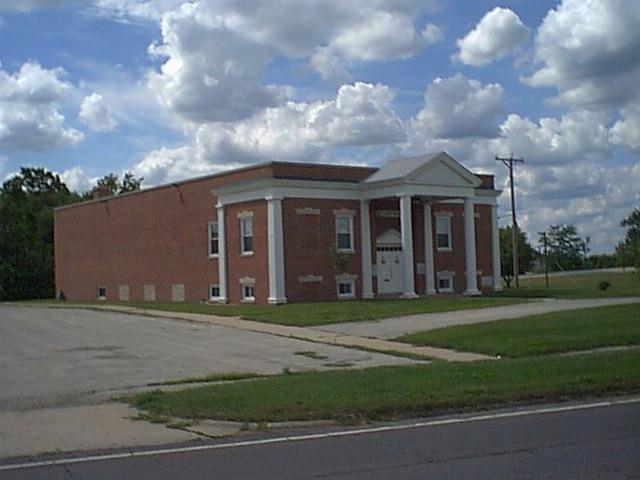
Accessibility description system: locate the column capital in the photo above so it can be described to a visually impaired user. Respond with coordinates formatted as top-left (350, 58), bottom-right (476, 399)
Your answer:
top-left (216, 202), bottom-right (225, 210)
top-left (265, 195), bottom-right (284, 202)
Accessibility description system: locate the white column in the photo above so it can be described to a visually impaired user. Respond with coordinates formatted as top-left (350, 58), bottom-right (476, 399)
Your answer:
top-left (267, 196), bottom-right (287, 304)
top-left (360, 199), bottom-right (374, 299)
top-left (399, 194), bottom-right (418, 298)
top-left (464, 197), bottom-right (480, 295)
top-left (216, 203), bottom-right (228, 303)
top-left (491, 204), bottom-right (503, 291)
top-left (423, 201), bottom-right (436, 295)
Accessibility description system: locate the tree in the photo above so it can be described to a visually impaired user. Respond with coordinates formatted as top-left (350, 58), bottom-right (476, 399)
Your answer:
top-left (0, 168), bottom-right (80, 301)
top-left (499, 226), bottom-right (534, 287)
top-left (616, 207), bottom-right (640, 270)
top-left (85, 172), bottom-right (143, 198)
top-left (543, 224), bottom-right (589, 271)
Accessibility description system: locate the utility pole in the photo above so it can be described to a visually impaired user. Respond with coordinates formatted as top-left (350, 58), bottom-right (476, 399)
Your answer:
top-left (538, 231), bottom-right (549, 288)
top-left (496, 154), bottom-right (524, 288)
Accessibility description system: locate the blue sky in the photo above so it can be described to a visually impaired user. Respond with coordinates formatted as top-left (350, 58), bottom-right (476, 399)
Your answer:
top-left (1, 0), bottom-right (639, 253)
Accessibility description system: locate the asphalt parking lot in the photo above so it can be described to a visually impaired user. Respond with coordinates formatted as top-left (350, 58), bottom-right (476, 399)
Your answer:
top-left (0, 306), bottom-right (415, 411)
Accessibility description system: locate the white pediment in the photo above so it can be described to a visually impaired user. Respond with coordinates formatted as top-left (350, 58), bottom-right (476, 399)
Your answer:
top-left (409, 153), bottom-right (481, 188)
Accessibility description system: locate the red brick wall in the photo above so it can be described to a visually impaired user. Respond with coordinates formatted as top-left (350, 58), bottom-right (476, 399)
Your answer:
top-left (54, 164), bottom-right (274, 302)
top-left (282, 198), bottom-right (361, 303)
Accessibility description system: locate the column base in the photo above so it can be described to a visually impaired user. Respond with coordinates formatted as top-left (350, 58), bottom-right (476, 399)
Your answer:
top-left (464, 289), bottom-right (481, 296)
top-left (425, 289), bottom-right (437, 296)
top-left (217, 297), bottom-right (228, 304)
top-left (362, 293), bottom-right (375, 299)
top-left (402, 292), bottom-right (419, 299)
top-left (493, 284), bottom-right (503, 292)
top-left (268, 297), bottom-right (288, 305)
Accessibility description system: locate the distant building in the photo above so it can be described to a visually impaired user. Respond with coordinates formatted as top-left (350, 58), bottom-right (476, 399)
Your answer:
top-left (54, 152), bottom-right (502, 304)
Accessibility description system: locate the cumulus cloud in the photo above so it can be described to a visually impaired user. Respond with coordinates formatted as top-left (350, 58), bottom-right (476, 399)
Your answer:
top-left (79, 93), bottom-right (118, 132)
top-left (59, 165), bottom-right (94, 192)
top-left (610, 108), bottom-right (640, 151)
top-left (133, 82), bottom-right (404, 185)
top-left (0, 0), bottom-right (69, 11)
top-left (455, 7), bottom-right (529, 66)
top-left (526, 0), bottom-right (640, 108)
top-left (411, 74), bottom-right (505, 140)
top-left (0, 62), bottom-right (83, 151)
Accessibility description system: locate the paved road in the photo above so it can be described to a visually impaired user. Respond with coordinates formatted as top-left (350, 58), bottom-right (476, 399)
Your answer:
top-left (2, 400), bottom-right (638, 479)
top-left (0, 306), bottom-right (415, 411)
top-left (316, 297), bottom-right (640, 339)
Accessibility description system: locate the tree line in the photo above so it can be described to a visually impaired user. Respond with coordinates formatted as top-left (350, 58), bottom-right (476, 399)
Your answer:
top-left (0, 167), bottom-right (142, 301)
top-left (500, 214), bottom-right (640, 287)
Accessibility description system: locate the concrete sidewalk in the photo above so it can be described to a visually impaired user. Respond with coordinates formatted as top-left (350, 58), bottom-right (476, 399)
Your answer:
top-left (315, 297), bottom-right (640, 339)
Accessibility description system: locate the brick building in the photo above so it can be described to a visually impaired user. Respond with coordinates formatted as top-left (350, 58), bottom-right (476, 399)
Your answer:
top-left (54, 152), bottom-right (502, 304)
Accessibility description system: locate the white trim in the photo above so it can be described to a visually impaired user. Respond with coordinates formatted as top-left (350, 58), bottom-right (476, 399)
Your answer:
top-left (335, 273), bottom-right (358, 281)
top-left (435, 215), bottom-right (452, 251)
top-left (375, 209), bottom-right (400, 218)
top-left (360, 200), bottom-right (374, 299)
top-left (423, 202), bottom-right (436, 295)
top-left (399, 194), bottom-right (417, 299)
top-left (333, 208), bottom-right (356, 216)
top-left (436, 271), bottom-right (454, 293)
top-left (207, 221), bottom-right (219, 258)
top-left (118, 284), bottom-right (130, 301)
top-left (336, 278), bottom-right (356, 299)
top-left (216, 203), bottom-right (228, 303)
top-left (267, 197), bottom-right (287, 304)
top-left (236, 210), bottom-right (254, 219)
top-left (239, 277), bottom-right (256, 303)
top-left (464, 197), bottom-right (480, 296)
top-left (491, 204), bottom-right (503, 291)
top-left (240, 215), bottom-right (254, 255)
top-left (296, 207), bottom-right (320, 215)
top-left (299, 275), bottom-right (323, 283)
top-left (209, 283), bottom-right (220, 301)
top-left (335, 214), bottom-right (355, 252)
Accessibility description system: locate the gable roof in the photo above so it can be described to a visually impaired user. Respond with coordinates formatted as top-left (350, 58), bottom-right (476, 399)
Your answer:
top-left (362, 151), bottom-right (482, 188)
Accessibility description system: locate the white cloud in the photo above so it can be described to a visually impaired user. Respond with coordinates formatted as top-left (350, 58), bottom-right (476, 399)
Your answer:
top-left (492, 110), bottom-right (610, 165)
top-left (610, 108), bottom-right (640, 151)
top-left (527, 0), bottom-right (640, 108)
top-left (455, 7), bottom-right (529, 66)
top-left (133, 82), bottom-right (404, 185)
top-left (0, 0), bottom-right (69, 11)
top-left (0, 62), bottom-right (83, 151)
top-left (79, 93), bottom-right (118, 132)
top-left (310, 47), bottom-right (352, 86)
top-left (59, 165), bottom-right (94, 192)
top-left (411, 74), bottom-right (505, 140)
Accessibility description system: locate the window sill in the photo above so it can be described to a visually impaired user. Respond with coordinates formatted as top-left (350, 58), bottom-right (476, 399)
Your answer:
top-left (437, 247), bottom-right (452, 252)
top-left (208, 254), bottom-right (219, 259)
top-left (336, 248), bottom-right (355, 254)
top-left (241, 252), bottom-right (255, 257)
top-left (241, 298), bottom-right (256, 303)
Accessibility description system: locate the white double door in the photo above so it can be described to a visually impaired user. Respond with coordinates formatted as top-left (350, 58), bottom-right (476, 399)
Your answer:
top-left (376, 246), bottom-right (404, 295)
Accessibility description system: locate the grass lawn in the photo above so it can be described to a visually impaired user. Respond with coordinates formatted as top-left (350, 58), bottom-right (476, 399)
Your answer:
top-left (118, 296), bottom-right (525, 327)
top-left (132, 349), bottom-right (640, 423)
top-left (395, 304), bottom-right (640, 358)
top-left (495, 271), bottom-right (640, 299)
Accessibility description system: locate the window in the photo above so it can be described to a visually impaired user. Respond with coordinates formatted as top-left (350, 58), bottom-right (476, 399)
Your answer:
top-left (209, 284), bottom-right (220, 301)
top-left (242, 285), bottom-right (255, 302)
top-left (96, 286), bottom-right (107, 300)
top-left (335, 216), bottom-right (354, 251)
top-left (208, 221), bottom-right (219, 256)
top-left (240, 217), bottom-right (253, 254)
top-left (436, 216), bottom-right (452, 250)
top-left (337, 279), bottom-right (355, 299)
top-left (437, 274), bottom-right (454, 293)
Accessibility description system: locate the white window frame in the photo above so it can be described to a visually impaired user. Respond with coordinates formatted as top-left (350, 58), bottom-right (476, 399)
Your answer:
top-left (96, 286), bottom-right (107, 300)
top-left (437, 273), bottom-right (454, 293)
top-left (337, 279), bottom-right (356, 299)
top-left (240, 277), bottom-right (256, 303)
top-left (240, 216), bottom-right (254, 255)
top-left (208, 221), bottom-right (219, 257)
top-left (436, 216), bottom-right (452, 251)
top-left (335, 215), bottom-right (354, 252)
top-left (209, 283), bottom-right (220, 301)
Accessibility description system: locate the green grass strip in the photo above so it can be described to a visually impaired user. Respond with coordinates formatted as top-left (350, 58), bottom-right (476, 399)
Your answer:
top-left (396, 304), bottom-right (640, 358)
top-left (132, 349), bottom-right (640, 423)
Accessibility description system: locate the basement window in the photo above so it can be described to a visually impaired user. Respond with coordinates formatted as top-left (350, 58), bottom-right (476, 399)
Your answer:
top-left (242, 285), bottom-right (255, 303)
top-left (209, 284), bottom-right (220, 301)
top-left (437, 273), bottom-right (454, 293)
top-left (96, 286), bottom-right (107, 300)
top-left (337, 279), bottom-right (355, 299)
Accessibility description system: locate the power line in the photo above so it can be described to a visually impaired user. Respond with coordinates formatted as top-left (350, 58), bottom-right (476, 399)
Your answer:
top-left (496, 154), bottom-right (524, 288)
